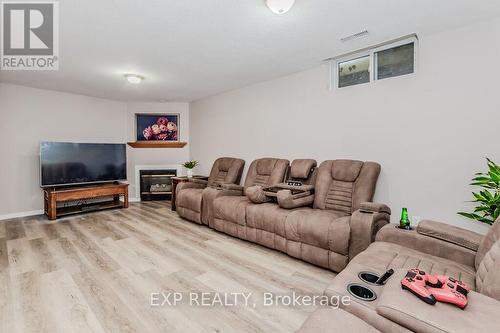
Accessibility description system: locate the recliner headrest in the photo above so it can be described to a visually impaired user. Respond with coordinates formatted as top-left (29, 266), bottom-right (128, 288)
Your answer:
top-left (208, 157), bottom-right (245, 187)
top-left (331, 160), bottom-right (363, 182)
top-left (217, 158), bottom-right (233, 172)
top-left (256, 159), bottom-right (277, 175)
top-left (290, 159), bottom-right (317, 179)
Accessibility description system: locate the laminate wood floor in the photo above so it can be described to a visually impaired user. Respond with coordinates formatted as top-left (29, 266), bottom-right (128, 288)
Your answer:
top-left (0, 202), bottom-right (336, 333)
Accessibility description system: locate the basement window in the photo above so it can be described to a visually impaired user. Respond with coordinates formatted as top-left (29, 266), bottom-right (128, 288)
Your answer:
top-left (331, 35), bottom-right (418, 89)
top-left (338, 55), bottom-right (370, 88)
top-left (374, 42), bottom-right (415, 80)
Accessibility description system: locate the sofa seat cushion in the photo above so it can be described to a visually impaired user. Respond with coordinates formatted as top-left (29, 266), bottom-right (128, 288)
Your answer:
top-left (376, 269), bottom-right (500, 333)
top-left (213, 196), bottom-right (251, 225)
top-left (285, 209), bottom-right (350, 255)
top-left (246, 203), bottom-right (302, 234)
top-left (245, 203), bottom-right (311, 251)
top-left (351, 242), bottom-right (477, 288)
top-left (200, 187), bottom-right (228, 226)
top-left (297, 308), bottom-right (381, 333)
top-left (177, 188), bottom-right (203, 212)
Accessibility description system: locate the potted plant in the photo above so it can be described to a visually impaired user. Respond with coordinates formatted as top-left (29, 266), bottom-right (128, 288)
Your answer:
top-left (182, 160), bottom-right (199, 178)
top-left (458, 158), bottom-right (500, 225)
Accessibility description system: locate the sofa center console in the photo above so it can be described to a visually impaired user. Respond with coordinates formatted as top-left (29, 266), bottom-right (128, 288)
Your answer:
top-left (325, 263), bottom-right (386, 306)
top-left (347, 283), bottom-right (378, 301)
top-left (323, 263), bottom-right (414, 332)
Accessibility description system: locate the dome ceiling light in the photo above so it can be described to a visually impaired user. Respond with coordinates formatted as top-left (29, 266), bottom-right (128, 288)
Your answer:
top-left (124, 74), bottom-right (144, 84)
top-left (266, 0), bottom-right (295, 15)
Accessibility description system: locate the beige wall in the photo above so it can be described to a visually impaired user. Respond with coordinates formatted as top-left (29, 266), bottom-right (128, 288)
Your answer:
top-left (0, 83), bottom-right (190, 218)
top-left (190, 18), bottom-right (500, 234)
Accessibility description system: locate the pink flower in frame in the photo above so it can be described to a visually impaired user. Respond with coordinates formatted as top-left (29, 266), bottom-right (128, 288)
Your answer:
top-left (143, 126), bottom-right (153, 140)
top-left (157, 117), bottom-right (169, 126)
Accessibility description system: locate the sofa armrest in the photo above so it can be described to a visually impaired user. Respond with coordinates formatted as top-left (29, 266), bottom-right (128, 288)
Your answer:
top-left (376, 269), bottom-right (500, 333)
top-left (416, 220), bottom-right (482, 252)
top-left (276, 190), bottom-right (314, 209)
top-left (359, 202), bottom-right (391, 214)
top-left (191, 178), bottom-right (209, 185)
top-left (349, 202), bottom-right (391, 259)
top-left (219, 183), bottom-right (244, 191)
top-left (376, 224), bottom-right (477, 267)
top-left (176, 181), bottom-right (206, 194)
top-left (246, 186), bottom-right (271, 204)
top-left (273, 183), bottom-right (315, 192)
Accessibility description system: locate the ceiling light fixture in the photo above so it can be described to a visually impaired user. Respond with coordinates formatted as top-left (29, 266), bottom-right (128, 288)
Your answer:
top-left (266, 0), bottom-right (295, 15)
top-left (124, 74), bottom-right (144, 84)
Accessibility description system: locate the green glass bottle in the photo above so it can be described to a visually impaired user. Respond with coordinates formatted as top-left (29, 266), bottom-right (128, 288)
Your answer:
top-left (400, 208), bottom-right (411, 229)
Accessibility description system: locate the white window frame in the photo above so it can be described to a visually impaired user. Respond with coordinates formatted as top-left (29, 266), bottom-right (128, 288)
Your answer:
top-left (334, 52), bottom-right (371, 89)
top-left (330, 35), bottom-right (418, 90)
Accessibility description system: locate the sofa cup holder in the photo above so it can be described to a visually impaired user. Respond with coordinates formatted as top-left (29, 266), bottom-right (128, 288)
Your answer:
top-left (358, 271), bottom-right (380, 285)
top-left (347, 283), bottom-right (377, 302)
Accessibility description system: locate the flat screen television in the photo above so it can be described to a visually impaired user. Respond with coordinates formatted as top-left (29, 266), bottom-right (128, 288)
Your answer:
top-left (40, 142), bottom-right (127, 187)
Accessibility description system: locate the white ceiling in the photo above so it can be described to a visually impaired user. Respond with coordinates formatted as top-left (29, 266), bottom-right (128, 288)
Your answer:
top-left (1, 0), bottom-right (500, 102)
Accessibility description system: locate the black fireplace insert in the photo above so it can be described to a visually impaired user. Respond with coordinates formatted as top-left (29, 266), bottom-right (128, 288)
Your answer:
top-left (140, 169), bottom-right (177, 201)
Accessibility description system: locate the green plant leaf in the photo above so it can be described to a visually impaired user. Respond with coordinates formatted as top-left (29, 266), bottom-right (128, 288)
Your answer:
top-left (487, 159), bottom-right (500, 171)
top-left (489, 171), bottom-right (500, 184)
top-left (472, 176), bottom-right (491, 182)
top-left (494, 207), bottom-right (500, 219)
top-left (472, 192), bottom-right (486, 202)
top-left (458, 212), bottom-right (479, 220)
top-left (471, 183), bottom-right (496, 189)
top-left (482, 190), bottom-right (493, 200)
top-left (458, 158), bottom-right (500, 225)
top-left (474, 206), bottom-right (490, 213)
top-left (182, 160), bottom-right (200, 169)
top-left (480, 216), bottom-right (493, 224)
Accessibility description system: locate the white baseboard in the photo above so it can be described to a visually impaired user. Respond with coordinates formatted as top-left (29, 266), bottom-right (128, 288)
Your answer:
top-left (0, 210), bottom-right (44, 221)
top-left (129, 197), bottom-right (141, 203)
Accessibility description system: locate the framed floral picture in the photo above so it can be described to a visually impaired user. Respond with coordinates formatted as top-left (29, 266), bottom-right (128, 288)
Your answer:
top-left (135, 114), bottom-right (179, 141)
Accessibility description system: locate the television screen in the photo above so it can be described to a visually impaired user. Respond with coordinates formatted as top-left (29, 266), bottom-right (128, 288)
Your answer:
top-left (40, 142), bottom-right (127, 187)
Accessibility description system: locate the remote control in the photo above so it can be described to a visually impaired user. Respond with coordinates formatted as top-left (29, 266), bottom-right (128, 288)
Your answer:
top-left (375, 269), bottom-right (394, 285)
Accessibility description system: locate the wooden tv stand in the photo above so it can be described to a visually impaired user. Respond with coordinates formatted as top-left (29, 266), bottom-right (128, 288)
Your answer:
top-left (43, 182), bottom-right (129, 220)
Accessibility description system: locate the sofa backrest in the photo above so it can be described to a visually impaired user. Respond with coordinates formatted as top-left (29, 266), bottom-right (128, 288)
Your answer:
top-left (475, 217), bottom-right (500, 300)
top-left (207, 157), bottom-right (245, 187)
top-left (313, 160), bottom-right (381, 214)
top-left (287, 159), bottom-right (317, 185)
top-left (244, 158), bottom-right (289, 191)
